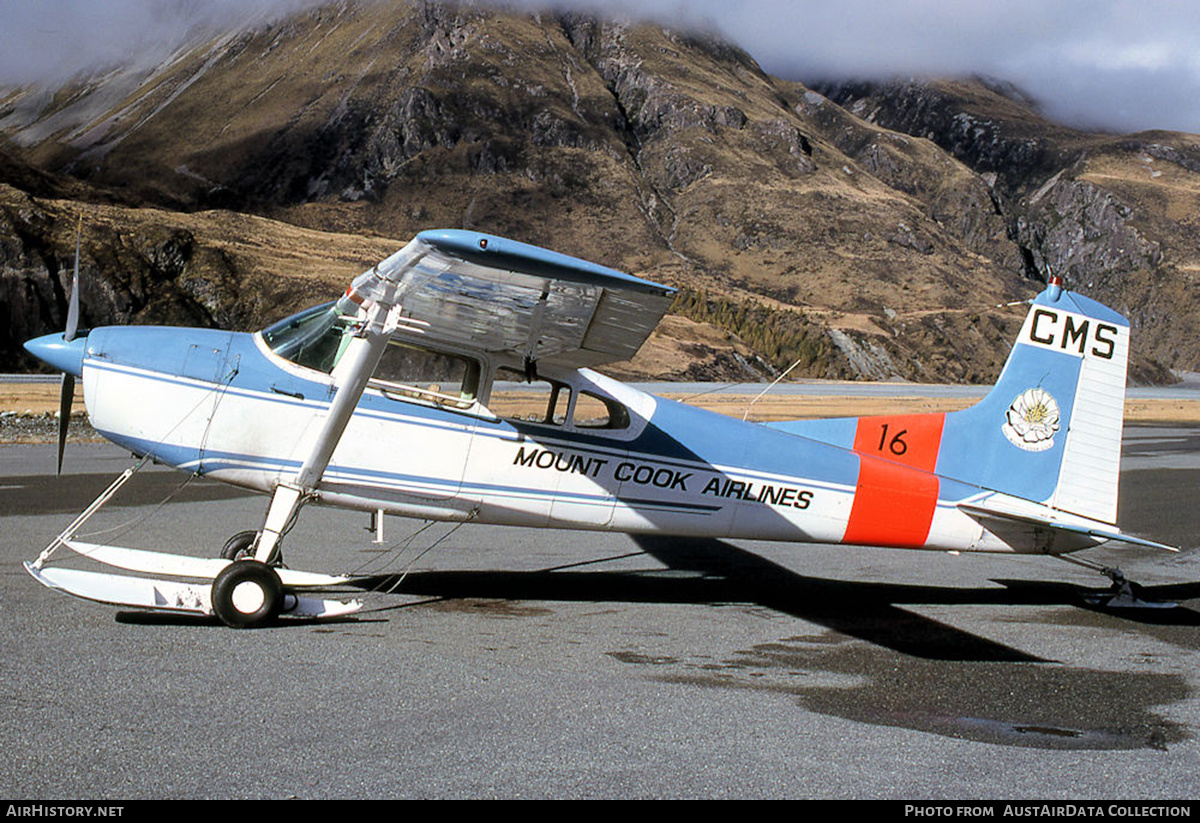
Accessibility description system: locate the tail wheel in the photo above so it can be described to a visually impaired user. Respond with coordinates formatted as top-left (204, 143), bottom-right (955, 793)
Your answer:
top-left (211, 561), bottom-right (283, 629)
top-left (220, 530), bottom-right (281, 566)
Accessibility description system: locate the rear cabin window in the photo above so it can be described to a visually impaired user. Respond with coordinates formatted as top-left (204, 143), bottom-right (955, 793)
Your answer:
top-left (491, 369), bottom-right (628, 430)
top-left (574, 390), bottom-right (630, 429)
top-left (491, 368), bottom-right (571, 425)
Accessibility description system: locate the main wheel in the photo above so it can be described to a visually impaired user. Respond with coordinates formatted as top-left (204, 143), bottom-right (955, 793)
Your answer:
top-left (220, 530), bottom-right (280, 565)
top-left (220, 530), bottom-right (258, 560)
top-left (211, 561), bottom-right (283, 628)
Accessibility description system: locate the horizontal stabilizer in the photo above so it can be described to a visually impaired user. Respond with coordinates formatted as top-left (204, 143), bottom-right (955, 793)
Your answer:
top-left (25, 562), bottom-right (363, 618)
top-left (63, 540), bottom-right (353, 587)
top-left (958, 503), bottom-right (1178, 552)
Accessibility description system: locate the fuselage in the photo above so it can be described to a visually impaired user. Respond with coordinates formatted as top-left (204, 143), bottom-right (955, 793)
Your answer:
top-left (59, 320), bottom-right (1086, 555)
top-left (20, 229), bottom-right (1155, 630)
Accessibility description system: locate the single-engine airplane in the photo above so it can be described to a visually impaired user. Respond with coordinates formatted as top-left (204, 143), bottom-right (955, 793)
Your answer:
top-left (22, 229), bottom-right (1178, 627)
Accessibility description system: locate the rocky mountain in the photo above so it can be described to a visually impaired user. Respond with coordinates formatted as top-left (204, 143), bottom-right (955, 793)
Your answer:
top-left (1, 0), bottom-right (1196, 384)
top-left (817, 78), bottom-right (1200, 381)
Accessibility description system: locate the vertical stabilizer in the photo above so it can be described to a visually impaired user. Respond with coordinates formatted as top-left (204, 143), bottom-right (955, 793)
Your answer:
top-left (935, 283), bottom-right (1130, 524)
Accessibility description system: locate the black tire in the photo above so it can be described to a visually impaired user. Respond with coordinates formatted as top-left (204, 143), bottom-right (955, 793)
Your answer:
top-left (220, 530), bottom-right (259, 561)
top-left (211, 561), bottom-right (284, 629)
top-left (220, 530), bottom-right (280, 565)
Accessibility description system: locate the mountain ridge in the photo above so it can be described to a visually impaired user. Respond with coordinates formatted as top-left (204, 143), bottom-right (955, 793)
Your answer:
top-left (1, 0), bottom-right (1195, 385)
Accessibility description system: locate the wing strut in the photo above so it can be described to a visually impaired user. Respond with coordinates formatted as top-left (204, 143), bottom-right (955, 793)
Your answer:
top-left (252, 250), bottom-right (426, 563)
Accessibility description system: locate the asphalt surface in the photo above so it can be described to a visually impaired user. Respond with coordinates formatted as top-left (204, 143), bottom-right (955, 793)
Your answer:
top-left (2, 428), bottom-right (1200, 799)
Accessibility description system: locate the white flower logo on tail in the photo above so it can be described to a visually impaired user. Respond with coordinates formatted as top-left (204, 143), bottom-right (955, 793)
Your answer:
top-left (1002, 388), bottom-right (1060, 452)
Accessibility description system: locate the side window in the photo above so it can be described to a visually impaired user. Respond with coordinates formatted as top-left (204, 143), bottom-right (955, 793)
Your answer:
top-left (370, 341), bottom-right (479, 409)
top-left (574, 390), bottom-right (630, 430)
top-left (492, 367), bottom-right (571, 425)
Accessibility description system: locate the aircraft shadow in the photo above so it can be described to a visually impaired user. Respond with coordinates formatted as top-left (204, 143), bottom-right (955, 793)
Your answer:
top-left (113, 537), bottom-right (1199, 644)
top-left (355, 534), bottom-right (1198, 662)
top-left (991, 579), bottom-right (1200, 625)
top-left (1, 471), bottom-right (254, 516)
top-left (114, 611), bottom-right (379, 628)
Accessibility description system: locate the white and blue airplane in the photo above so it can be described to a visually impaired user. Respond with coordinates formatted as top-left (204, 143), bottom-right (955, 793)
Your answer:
top-left (21, 229), bottom-right (1177, 627)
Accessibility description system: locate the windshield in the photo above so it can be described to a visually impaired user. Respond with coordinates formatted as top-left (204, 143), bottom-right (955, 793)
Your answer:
top-left (261, 301), bottom-right (359, 374)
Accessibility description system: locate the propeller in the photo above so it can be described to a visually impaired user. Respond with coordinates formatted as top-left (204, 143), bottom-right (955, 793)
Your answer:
top-left (56, 215), bottom-right (83, 475)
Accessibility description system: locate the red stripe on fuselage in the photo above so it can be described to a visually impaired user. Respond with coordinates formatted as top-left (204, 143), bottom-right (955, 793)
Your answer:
top-left (842, 456), bottom-right (939, 548)
top-left (842, 413), bottom-right (945, 548)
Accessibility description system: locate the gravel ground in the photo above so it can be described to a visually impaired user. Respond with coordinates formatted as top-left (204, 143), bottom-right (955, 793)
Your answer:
top-left (0, 412), bottom-right (99, 444)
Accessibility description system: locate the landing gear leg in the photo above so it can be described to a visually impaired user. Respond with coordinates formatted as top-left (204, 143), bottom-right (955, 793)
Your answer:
top-left (211, 485), bottom-right (307, 627)
top-left (1080, 566), bottom-right (1145, 608)
top-left (253, 484), bottom-right (306, 564)
top-left (1056, 554), bottom-right (1177, 609)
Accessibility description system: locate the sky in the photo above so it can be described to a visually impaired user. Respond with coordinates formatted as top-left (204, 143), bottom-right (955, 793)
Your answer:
top-left (1, 0), bottom-right (1198, 135)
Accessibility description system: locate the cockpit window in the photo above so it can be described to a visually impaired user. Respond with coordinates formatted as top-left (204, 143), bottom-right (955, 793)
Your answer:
top-left (370, 341), bottom-right (479, 410)
top-left (261, 302), bottom-right (357, 374)
top-left (263, 302), bottom-right (480, 409)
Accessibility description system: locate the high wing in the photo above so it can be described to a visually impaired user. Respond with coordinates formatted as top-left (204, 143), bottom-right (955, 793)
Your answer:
top-left (344, 229), bottom-right (676, 368)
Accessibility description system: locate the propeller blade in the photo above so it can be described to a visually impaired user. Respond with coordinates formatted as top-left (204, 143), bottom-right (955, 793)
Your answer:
top-left (57, 373), bottom-right (74, 475)
top-left (64, 216), bottom-right (81, 342)
top-left (56, 216), bottom-right (83, 473)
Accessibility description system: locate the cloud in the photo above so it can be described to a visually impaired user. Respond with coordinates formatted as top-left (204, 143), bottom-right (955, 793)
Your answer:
top-left (0, 0), bottom-right (321, 85)
top-left (523, 0), bottom-right (1200, 133)
top-left (1, 0), bottom-right (1197, 134)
